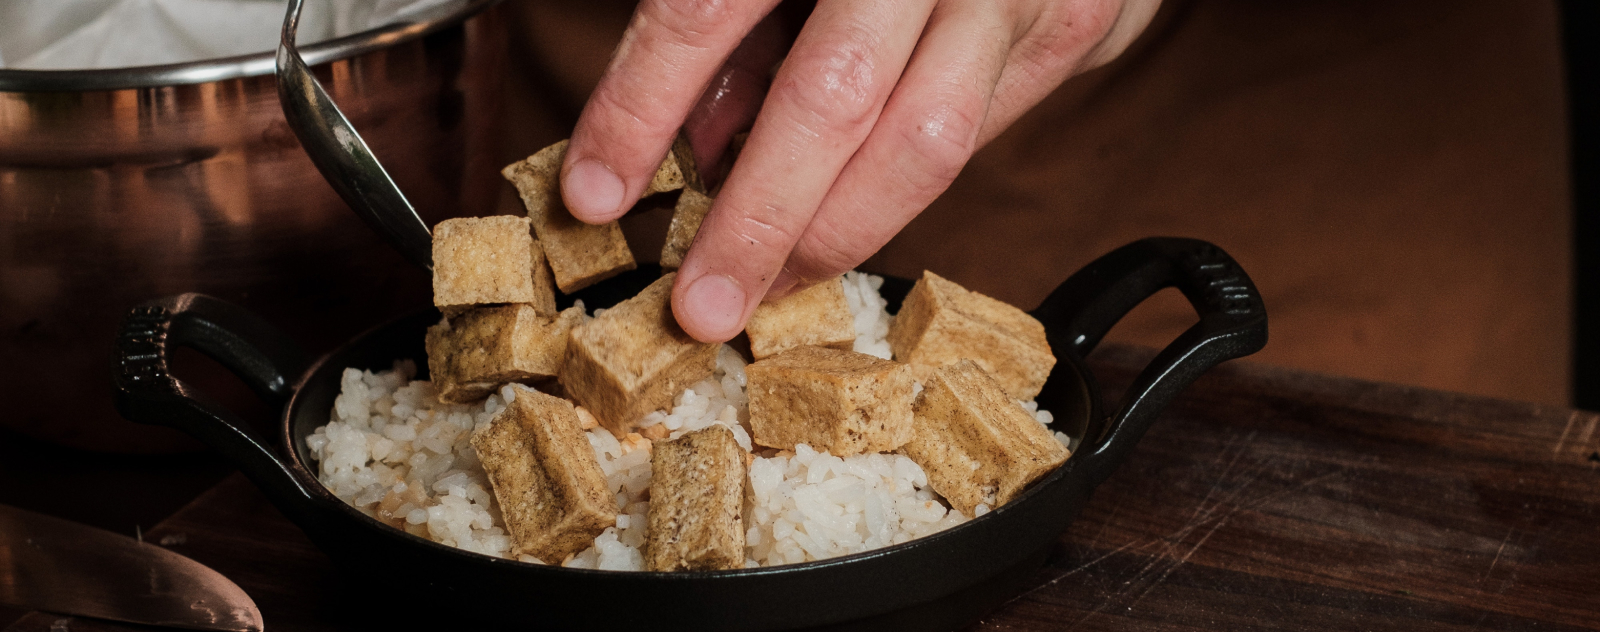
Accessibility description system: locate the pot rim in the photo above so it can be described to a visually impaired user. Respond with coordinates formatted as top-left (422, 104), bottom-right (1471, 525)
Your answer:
top-left (0, 0), bottom-right (500, 93)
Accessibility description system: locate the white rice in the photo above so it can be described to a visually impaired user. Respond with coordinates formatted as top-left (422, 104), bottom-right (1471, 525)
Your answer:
top-left (306, 272), bottom-right (1064, 570)
top-left (743, 444), bottom-right (970, 567)
top-left (305, 366), bottom-right (514, 558)
top-left (841, 271), bottom-right (892, 360)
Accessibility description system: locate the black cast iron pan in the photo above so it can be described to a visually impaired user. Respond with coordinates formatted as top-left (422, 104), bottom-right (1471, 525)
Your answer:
top-left (112, 237), bottom-right (1265, 631)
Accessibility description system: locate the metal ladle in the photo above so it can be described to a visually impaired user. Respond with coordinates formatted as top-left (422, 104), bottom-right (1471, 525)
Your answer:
top-left (276, 0), bottom-right (434, 270)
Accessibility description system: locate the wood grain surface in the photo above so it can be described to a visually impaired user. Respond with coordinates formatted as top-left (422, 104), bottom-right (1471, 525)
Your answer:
top-left (10, 345), bottom-right (1597, 632)
top-left (983, 346), bottom-right (1599, 631)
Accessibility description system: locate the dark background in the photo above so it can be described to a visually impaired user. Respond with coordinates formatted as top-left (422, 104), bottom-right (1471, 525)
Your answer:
top-left (1564, 0), bottom-right (1598, 411)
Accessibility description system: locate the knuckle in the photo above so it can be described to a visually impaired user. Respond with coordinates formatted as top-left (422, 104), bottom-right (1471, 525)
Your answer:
top-left (791, 228), bottom-right (860, 281)
top-left (732, 204), bottom-right (800, 249)
top-left (715, 207), bottom-right (803, 281)
top-left (592, 85), bottom-right (676, 134)
top-left (778, 25), bottom-right (884, 136)
top-left (582, 88), bottom-right (680, 173)
top-left (705, 200), bottom-right (804, 278)
top-left (646, 0), bottom-right (741, 40)
top-left (1018, 1), bottom-right (1122, 70)
top-left (896, 100), bottom-right (981, 190)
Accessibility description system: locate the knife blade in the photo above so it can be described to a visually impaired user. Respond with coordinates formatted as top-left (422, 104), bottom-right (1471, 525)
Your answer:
top-left (0, 504), bottom-right (262, 632)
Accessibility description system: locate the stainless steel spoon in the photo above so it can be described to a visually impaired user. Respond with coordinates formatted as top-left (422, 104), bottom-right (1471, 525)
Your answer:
top-left (276, 0), bottom-right (433, 271)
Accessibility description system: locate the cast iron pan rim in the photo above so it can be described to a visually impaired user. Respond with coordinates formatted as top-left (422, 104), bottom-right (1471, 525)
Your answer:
top-left (281, 304), bottom-right (1094, 580)
top-left (117, 237), bottom-right (1264, 604)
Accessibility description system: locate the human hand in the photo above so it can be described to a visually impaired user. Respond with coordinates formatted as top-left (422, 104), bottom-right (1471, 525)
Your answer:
top-left (560, 0), bottom-right (1162, 342)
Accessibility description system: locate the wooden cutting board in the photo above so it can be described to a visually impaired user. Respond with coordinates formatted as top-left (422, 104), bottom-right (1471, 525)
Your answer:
top-left (10, 345), bottom-right (1599, 631)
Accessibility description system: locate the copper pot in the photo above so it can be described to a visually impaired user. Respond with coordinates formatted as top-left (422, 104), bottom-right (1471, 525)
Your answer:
top-left (0, 1), bottom-right (505, 453)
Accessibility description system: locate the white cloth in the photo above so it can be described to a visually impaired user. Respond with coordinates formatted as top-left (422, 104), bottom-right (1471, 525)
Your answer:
top-left (0, 0), bottom-right (458, 70)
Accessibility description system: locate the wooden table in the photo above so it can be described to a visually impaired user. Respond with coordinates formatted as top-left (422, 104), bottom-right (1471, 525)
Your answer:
top-left (10, 345), bottom-right (1598, 631)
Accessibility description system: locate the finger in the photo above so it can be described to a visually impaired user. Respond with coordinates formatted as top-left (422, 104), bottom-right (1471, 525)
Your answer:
top-left (561, 0), bottom-right (779, 223)
top-left (979, 0), bottom-right (1161, 146)
top-left (672, 0), bottom-right (937, 342)
top-left (774, 0), bottom-right (1013, 295)
top-left (684, 14), bottom-right (790, 186)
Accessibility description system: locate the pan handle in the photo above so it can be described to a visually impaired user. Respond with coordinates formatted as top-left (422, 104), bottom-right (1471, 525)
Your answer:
top-left (112, 293), bottom-right (321, 522)
top-left (1032, 238), bottom-right (1267, 486)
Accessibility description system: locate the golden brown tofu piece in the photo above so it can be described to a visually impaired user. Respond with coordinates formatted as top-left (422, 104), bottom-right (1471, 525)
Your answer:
top-left (745, 276), bottom-right (856, 360)
top-left (746, 346), bottom-right (914, 455)
top-left (659, 187), bottom-right (711, 269)
top-left (574, 406), bottom-right (600, 431)
top-left (900, 360), bottom-right (1069, 515)
top-left (886, 270), bottom-right (1055, 400)
top-left (471, 385), bottom-right (617, 562)
top-left (425, 305), bottom-right (584, 403)
top-left (432, 215), bottom-right (553, 314)
top-left (646, 425), bottom-right (745, 571)
top-left (642, 135), bottom-right (703, 198)
top-left (502, 140), bottom-right (636, 293)
top-left (638, 423), bottom-right (670, 440)
top-left (527, 239), bottom-right (559, 316)
top-left (560, 273), bottom-right (719, 433)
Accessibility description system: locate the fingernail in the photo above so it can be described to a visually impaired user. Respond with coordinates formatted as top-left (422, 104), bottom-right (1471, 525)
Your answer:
top-left (564, 158), bottom-right (626, 221)
top-left (767, 268), bottom-right (800, 299)
top-left (680, 274), bottom-right (747, 342)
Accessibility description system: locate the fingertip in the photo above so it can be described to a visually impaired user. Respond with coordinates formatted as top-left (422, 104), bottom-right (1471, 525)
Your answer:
top-left (674, 273), bottom-right (749, 343)
top-left (562, 158), bottom-right (627, 223)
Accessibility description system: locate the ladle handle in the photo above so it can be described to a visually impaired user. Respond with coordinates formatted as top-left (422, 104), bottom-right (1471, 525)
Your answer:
top-left (276, 0), bottom-right (434, 271)
top-left (1033, 237), bottom-right (1268, 487)
top-left (112, 294), bottom-right (320, 521)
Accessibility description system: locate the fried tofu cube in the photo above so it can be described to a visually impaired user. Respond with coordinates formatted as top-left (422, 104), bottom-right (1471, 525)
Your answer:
top-left (574, 406), bottom-right (600, 431)
top-left (502, 140), bottom-right (636, 293)
top-left (646, 424), bottom-right (745, 571)
top-left (560, 272), bottom-right (719, 433)
top-left (638, 423), bottom-right (670, 440)
top-left (432, 215), bottom-right (555, 314)
top-left (471, 385), bottom-right (617, 562)
top-left (653, 136), bottom-right (708, 269)
top-left (746, 346), bottom-right (914, 455)
top-left (659, 187), bottom-right (711, 269)
top-left (643, 135), bottom-right (703, 198)
top-left (886, 270), bottom-right (1055, 400)
top-left (745, 276), bottom-right (856, 360)
top-left (425, 305), bottom-right (584, 403)
top-left (527, 239), bottom-right (559, 316)
top-left (900, 360), bottom-right (1069, 515)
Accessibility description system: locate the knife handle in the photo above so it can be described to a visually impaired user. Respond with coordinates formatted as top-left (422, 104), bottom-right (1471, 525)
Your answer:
top-left (1032, 237), bottom-right (1268, 487)
top-left (113, 293), bottom-right (319, 518)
